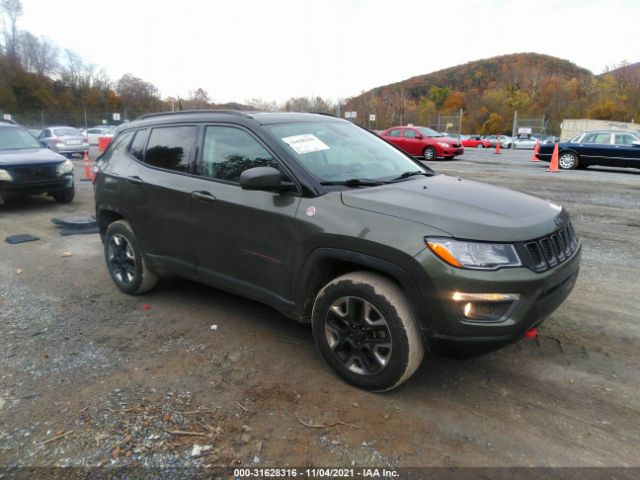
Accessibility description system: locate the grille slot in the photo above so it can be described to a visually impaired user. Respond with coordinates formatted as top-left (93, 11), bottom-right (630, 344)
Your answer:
top-left (522, 221), bottom-right (579, 272)
top-left (9, 165), bottom-right (58, 182)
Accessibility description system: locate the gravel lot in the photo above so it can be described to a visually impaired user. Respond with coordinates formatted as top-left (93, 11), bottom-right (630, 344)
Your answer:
top-left (1, 147), bottom-right (639, 473)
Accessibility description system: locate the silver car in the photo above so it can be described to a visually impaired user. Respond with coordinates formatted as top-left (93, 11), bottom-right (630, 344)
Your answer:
top-left (38, 126), bottom-right (89, 157)
top-left (513, 135), bottom-right (539, 149)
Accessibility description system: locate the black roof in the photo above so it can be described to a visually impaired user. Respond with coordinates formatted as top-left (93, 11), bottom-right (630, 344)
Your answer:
top-left (128, 110), bottom-right (345, 128)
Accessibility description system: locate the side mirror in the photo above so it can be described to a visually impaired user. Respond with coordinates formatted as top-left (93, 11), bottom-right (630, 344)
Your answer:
top-left (240, 166), bottom-right (284, 191)
top-left (414, 135), bottom-right (423, 139)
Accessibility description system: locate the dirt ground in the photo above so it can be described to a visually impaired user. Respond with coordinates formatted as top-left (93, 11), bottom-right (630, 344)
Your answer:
top-left (1, 148), bottom-right (639, 473)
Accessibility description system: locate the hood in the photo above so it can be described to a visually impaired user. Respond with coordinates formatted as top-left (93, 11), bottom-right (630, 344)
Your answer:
top-left (341, 175), bottom-right (565, 242)
top-left (0, 148), bottom-right (67, 166)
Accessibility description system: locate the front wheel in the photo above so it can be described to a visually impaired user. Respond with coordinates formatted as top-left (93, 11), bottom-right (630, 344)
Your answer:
top-left (312, 272), bottom-right (424, 391)
top-left (558, 151), bottom-right (579, 170)
top-left (104, 220), bottom-right (158, 295)
top-left (52, 186), bottom-right (75, 203)
top-left (476, 144), bottom-right (484, 149)
top-left (423, 146), bottom-right (437, 161)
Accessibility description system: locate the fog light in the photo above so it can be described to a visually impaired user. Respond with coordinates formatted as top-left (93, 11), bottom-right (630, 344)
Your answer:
top-left (452, 292), bottom-right (520, 322)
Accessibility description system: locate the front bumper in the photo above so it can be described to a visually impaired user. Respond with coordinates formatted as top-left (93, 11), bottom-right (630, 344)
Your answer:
top-left (442, 147), bottom-right (464, 157)
top-left (413, 242), bottom-right (581, 349)
top-left (1, 174), bottom-right (74, 196)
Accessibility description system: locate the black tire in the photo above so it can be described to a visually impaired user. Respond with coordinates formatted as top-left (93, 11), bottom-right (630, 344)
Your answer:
top-left (476, 144), bottom-right (484, 149)
top-left (104, 219), bottom-right (158, 295)
top-left (52, 186), bottom-right (75, 203)
top-left (312, 272), bottom-right (424, 391)
top-left (558, 151), bottom-right (579, 170)
top-left (423, 146), bottom-right (437, 161)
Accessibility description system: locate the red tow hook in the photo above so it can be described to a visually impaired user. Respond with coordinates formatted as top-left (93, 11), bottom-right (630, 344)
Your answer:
top-left (525, 327), bottom-right (539, 340)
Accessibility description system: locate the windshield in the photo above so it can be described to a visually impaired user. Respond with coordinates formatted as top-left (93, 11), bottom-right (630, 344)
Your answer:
top-left (266, 121), bottom-right (430, 183)
top-left (415, 127), bottom-right (443, 137)
top-left (0, 127), bottom-right (41, 150)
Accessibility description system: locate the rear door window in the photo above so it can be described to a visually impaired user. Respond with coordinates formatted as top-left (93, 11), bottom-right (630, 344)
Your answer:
top-left (144, 126), bottom-right (198, 173)
top-left (403, 129), bottom-right (417, 138)
top-left (614, 133), bottom-right (638, 145)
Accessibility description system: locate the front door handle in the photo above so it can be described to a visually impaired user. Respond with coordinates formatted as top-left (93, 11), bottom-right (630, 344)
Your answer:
top-left (127, 175), bottom-right (143, 186)
top-left (191, 191), bottom-right (216, 202)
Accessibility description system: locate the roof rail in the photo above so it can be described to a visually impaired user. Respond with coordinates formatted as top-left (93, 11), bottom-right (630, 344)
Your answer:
top-left (312, 112), bottom-right (339, 118)
top-left (138, 110), bottom-right (253, 120)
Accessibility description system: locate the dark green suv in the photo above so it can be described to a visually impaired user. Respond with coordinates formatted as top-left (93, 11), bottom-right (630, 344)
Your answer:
top-left (94, 111), bottom-right (581, 391)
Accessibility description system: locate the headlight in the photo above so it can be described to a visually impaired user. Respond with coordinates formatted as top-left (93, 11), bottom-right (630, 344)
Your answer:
top-left (438, 142), bottom-right (450, 148)
top-left (0, 169), bottom-right (13, 181)
top-left (56, 159), bottom-right (74, 175)
top-left (426, 237), bottom-right (521, 270)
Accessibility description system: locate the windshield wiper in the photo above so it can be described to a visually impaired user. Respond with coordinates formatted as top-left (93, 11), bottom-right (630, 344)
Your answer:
top-left (320, 178), bottom-right (388, 187)
top-left (391, 170), bottom-right (433, 182)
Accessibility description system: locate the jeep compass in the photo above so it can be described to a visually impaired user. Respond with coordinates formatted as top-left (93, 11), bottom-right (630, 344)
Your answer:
top-left (94, 111), bottom-right (580, 391)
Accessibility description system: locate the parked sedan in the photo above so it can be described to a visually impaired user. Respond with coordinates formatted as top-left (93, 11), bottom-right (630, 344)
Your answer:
top-left (38, 126), bottom-right (89, 157)
top-left (535, 130), bottom-right (640, 170)
top-left (513, 135), bottom-right (539, 149)
top-left (461, 135), bottom-right (491, 148)
top-left (380, 126), bottom-right (463, 160)
top-left (484, 135), bottom-right (513, 149)
top-left (85, 126), bottom-right (116, 145)
top-left (0, 121), bottom-right (75, 205)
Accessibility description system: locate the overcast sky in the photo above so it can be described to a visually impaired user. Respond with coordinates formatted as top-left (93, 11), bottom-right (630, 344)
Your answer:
top-left (17, 0), bottom-right (640, 103)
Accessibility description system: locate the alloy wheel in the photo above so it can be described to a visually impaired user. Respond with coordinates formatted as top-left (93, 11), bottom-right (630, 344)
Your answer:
top-left (324, 296), bottom-right (393, 375)
top-left (559, 153), bottom-right (577, 169)
top-left (107, 234), bottom-right (137, 285)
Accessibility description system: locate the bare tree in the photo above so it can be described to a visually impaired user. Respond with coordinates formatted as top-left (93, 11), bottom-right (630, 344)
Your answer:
top-left (18, 31), bottom-right (58, 76)
top-left (116, 73), bottom-right (161, 113)
top-left (0, 0), bottom-right (22, 62)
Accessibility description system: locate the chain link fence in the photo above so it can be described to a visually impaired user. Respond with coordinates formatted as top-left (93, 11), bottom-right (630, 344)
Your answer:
top-left (1, 109), bottom-right (147, 130)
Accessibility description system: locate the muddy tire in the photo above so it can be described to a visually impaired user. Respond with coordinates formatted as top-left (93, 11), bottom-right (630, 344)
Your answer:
top-left (104, 220), bottom-right (158, 295)
top-left (312, 272), bottom-right (424, 391)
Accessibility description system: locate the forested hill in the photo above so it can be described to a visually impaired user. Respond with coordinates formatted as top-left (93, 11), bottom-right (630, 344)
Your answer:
top-left (344, 53), bottom-right (639, 134)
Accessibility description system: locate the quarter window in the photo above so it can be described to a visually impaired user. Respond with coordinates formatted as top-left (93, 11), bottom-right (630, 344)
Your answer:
top-left (144, 126), bottom-right (198, 173)
top-left (200, 126), bottom-right (278, 182)
top-left (129, 129), bottom-right (148, 161)
top-left (98, 131), bottom-right (134, 162)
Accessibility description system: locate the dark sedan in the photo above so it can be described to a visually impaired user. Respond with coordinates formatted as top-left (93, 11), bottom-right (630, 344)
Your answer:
top-left (536, 130), bottom-right (640, 170)
top-left (0, 121), bottom-right (75, 205)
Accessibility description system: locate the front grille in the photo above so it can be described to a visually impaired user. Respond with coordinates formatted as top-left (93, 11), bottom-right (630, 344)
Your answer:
top-left (8, 165), bottom-right (58, 183)
top-left (522, 221), bottom-right (579, 272)
top-left (451, 143), bottom-right (461, 148)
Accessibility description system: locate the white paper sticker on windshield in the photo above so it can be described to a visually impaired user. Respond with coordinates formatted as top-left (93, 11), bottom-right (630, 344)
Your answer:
top-left (282, 134), bottom-right (330, 155)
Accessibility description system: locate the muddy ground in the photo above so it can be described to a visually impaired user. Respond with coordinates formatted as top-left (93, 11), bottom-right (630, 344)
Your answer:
top-left (1, 148), bottom-right (639, 473)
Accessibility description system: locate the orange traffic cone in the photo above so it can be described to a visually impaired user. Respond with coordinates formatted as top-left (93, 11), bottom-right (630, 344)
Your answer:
top-left (530, 140), bottom-right (540, 162)
top-left (80, 151), bottom-right (93, 181)
top-left (547, 143), bottom-right (559, 172)
top-left (494, 138), bottom-right (501, 154)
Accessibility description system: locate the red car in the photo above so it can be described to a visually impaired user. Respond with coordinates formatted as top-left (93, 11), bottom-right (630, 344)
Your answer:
top-left (461, 135), bottom-right (491, 148)
top-left (380, 126), bottom-right (464, 160)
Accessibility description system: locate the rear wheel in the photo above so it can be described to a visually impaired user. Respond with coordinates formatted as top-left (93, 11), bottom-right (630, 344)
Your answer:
top-left (104, 220), bottom-right (158, 295)
top-left (423, 146), bottom-right (437, 161)
top-left (312, 272), bottom-right (424, 391)
top-left (476, 144), bottom-right (484, 148)
top-left (52, 186), bottom-right (75, 203)
top-left (558, 151), bottom-right (579, 170)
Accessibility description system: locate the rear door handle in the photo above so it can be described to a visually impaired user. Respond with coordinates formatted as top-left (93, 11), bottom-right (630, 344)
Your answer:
top-left (191, 191), bottom-right (216, 202)
top-left (127, 175), bottom-right (143, 185)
